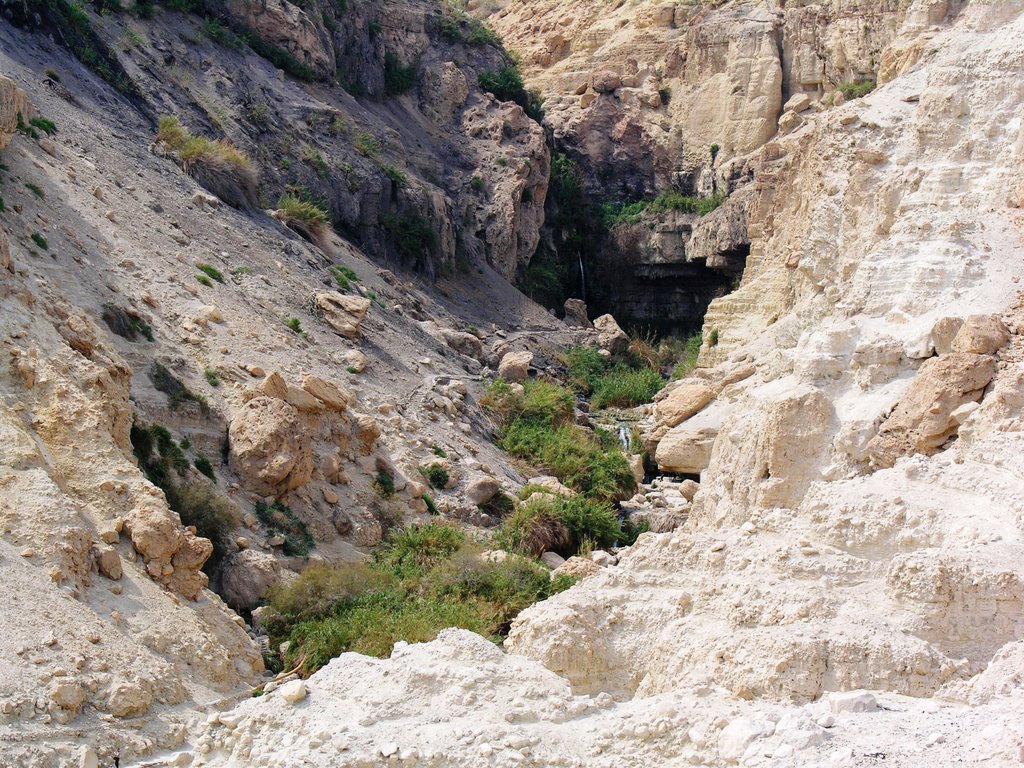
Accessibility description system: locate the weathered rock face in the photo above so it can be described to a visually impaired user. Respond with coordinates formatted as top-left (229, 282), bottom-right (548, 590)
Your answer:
top-left (229, 396), bottom-right (315, 496)
top-left (0, 74), bottom-right (32, 150)
top-left (223, 0), bottom-right (335, 77)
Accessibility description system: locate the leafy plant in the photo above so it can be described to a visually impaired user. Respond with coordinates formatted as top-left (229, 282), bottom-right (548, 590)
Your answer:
top-left (196, 263), bottom-right (224, 283)
top-left (194, 455), bottom-right (215, 479)
top-left (30, 233), bottom-right (48, 251)
top-left (255, 500), bottom-right (315, 557)
top-left (419, 464), bottom-right (449, 490)
top-left (373, 469), bottom-right (396, 498)
top-left (384, 51), bottom-right (416, 95)
top-left (150, 362), bottom-right (210, 415)
top-left (203, 367), bottom-right (220, 387)
top-left (277, 194), bottom-right (330, 232)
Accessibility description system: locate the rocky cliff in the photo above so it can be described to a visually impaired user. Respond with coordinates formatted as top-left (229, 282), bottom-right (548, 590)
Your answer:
top-left (181, 2), bottom-right (1024, 766)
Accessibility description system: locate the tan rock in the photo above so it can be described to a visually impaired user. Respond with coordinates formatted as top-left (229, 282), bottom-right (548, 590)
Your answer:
top-left (593, 314), bottom-right (629, 354)
top-left (285, 385), bottom-right (323, 413)
top-left (0, 75), bottom-right (33, 151)
top-left (951, 315), bottom-right (1010, 355)
top-left (784, 92), bottom-right (813, 113)
top-left (317, 292), bottom-right (371, 339)
top-left (628, 454), bottom-right (645, 484)
top-left (653, 382), bottom-right (718, 430)
top-left (228, 396), bottom-right (314, 495)
top-left (343, 349), bottom-right (367, 372)
top-left (49, 681), bottom-right (85, 711)
top-left (259, 371), bottom-right (289, 400)
top-left (323, 487), bottom-right (339, 504)
top-left (96, 546), bottom-right (123, 580)
top-left (563, 298), bottom-right (592, 328)
top-left (498, 350), bottom-right (533, 382)
top-left (552, 556), bottom-right (601, 581)
top-left (221, 549), bottom-right (283, 612)
top-left (867, 352), bottom-right (998, 468)
top-left (301, 375), bottom-right (353, 411)
top-left (526, 475), bottom-right (575, 497)
top-left (930, 317), bottom-right (964, 355)
top-left (466, 475), bottom-right (500, 505)
top-left (590, 68), bottom-right (620, 93)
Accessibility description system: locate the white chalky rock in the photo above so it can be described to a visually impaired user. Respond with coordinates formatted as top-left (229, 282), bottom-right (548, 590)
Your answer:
top-left (828, 691), bottom-right (878, 714)
top-left (279, 680), bottom-right (307, 704)
top-left (718, 717), bottom-right (771, 762)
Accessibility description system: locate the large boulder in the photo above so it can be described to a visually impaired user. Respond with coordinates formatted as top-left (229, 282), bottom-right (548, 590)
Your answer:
top-left (653, 382), bottom-right (718, 431)
top-left (593, 314), bottom-right (629, 354)
top-left (866, 352), bottom-right (997, 469)
top-left (221, 549), bottom-right (284, 612)
top-left (498, 350), bottom-right (533, 382)
top-left (317, 292), bottom-right (371, 339)
top-left (951, 315), bottom-right (1010, 355)
top-left (563, 299), bottom-right (592, 328)
top-left (301, 375), bottom-right (352, 411)
top-left (0, 75), bottom-right (33, 151)
top-left (466, 475), bottom-right (500, 505)
top-left (229, 396), bottom-right (314, 495)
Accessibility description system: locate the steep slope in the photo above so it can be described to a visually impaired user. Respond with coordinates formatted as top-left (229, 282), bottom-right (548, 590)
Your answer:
top-left (180, 2), bottom-right (1024, 766)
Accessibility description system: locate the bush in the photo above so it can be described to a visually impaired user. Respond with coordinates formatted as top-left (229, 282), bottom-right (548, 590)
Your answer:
top-left (131, 422), bottom-right (238, 574)
top-left (196, 263), bottom-right (224, 283)
top-left (373, 522), bottom-right (464, 579)
top-left (671, 331), bottom-right (703, 379)
top-left (373, 469), bottom-right (396, 498)
top-left (419, 464), bottom-right (449, 490)
top-left (329, 264), bottom-right (358, 289)
top-left (384, 51), bottom-right (416, 95)
top-left (497, 497), bottom-right (569, 556)
top-left (155, 116), bottom-right (257, 208)
top-left (479, 65), bottom-right (526, 104)
top-left (277, 194), bottom-right (330, 233)
top-left (600, 190), bottom-right (725, 228)
top-left (254, 500), bottom-right (315, 557)
top-left (591, 366), bottom-right (664, 409)
top-left (266, 562), bottom-right (394, 623)
top-left (838, 80), bottom-right (875, 100)
top-left (194, 454), bottom-right (215, 479)
top-left (150, 362), bottom-right (209, 415)
top-left (30, 232), bottom-right (48, 251)
top-left (203, 367), bottom-right (220, 387)
top-left (101, 304), bottom-right (154, 342)
top-left (383, 165), bottom-right (407, 188)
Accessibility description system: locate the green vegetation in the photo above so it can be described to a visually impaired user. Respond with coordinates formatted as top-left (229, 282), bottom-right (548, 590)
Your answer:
top-left (382, 214), bottom-right (437, 269)
top-left (277, 194), bottom-right (330, 232)
top-left (483, 379), bottom-right (636, 503)
top-left (156, 116), bottom-right (254, 176)
top-left (255, 500), bottom-right (314, 557)
top-left (131, 422), bottom-right (238, 575)
top-left (559, 345), bottom-right (666, 408)
top-left (470, 175), bottom-right (484, 191)
top-left (838, 80), bottom-right (876, 100)
top-left (285, 317), bottom-right (305, 335)
top-left (671, 331), bottom-right (703, 379)
top-left (384, 51), bottom-right (417, 95)
top-left (25, 182), bottom-right (44, 199)
top-left (262, 522), bottom-right (574, 675)
top-left (329, 264), bottom-right (359, 290)
top-left (101, 304), bottom-right (154, 342)
top-left (373, 469), bottom-right (396, 498)
top-left (431, 445), bottom-right (448, 459)
top-left (419, 464), bottom-right (449, 490)
top-left (30, 233), bottom-right (48, 251)
top-left (195, 274), bottom-right (213, 287)
top-left (196, 262), bottom-right (224, 283)
top-left (437, 4), bottom-right (503, 48)
top-left (16, 113), bottom-right (57, 139)
top-left (203, 367), bottom-right (220, 387)
top-left (383, 166), bottom-right (407, 188)
top-left (600, 190), bottom-right (726, 228)
top-left (150, 362), bottom-right (209, 415)
top-left (353, 132), bottom-right (380, 157)
top-left (478, 65), bottom-right (526, 105)
top-left (194, 455), bottom-right (215, 479)
top-left (302, 147), bottom-right (330, 177)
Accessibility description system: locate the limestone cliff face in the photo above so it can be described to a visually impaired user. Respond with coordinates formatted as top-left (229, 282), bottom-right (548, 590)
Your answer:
top-left (507, 0), bottom-right (1024, 724)
top-left (484, 0), bottom-right (964, 195)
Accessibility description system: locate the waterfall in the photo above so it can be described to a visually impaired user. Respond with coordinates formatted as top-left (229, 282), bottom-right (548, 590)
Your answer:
top-left (577, 253), bottom-right (586, 301)
top-left (618, 425), bottom-right (630, 453)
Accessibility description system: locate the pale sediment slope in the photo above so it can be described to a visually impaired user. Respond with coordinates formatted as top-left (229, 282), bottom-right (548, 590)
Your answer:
top-left (184, 3), bottom-right (1024, 766)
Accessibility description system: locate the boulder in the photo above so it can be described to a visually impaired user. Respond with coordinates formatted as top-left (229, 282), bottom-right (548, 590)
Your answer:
top-left (551, 556), bottom-right (600, 581)
top-left (653, 382), bottom-right (718, 430)
top-left (590, 550), bottom-right (616, 567)
top-left (229, 396), bottom-right (314, 496)
top-left (593, 314), bottom-right (629, 354)
top-left (103, 679), bottom-right (152, 718)
top-left (930, 316), bottom-right (964, 355)
top-left (221, 549), bottom-right (283, 612)
top-left (0, 225), bottom-right (10, 273)
top-left (443, 330), bottom-right (485, 361)
top-left (259, 371), bottom-right (289, 400)
top-left (0, 76), bottom-right (34, 151)
top-left (540, 551), bottom-right (567, 569)
top-left (719, 718), bottom-right (772, 763)
top-left (563, 299), bottom-right (592, 328)
top-left (628, 454), bottom-right (645, 483)
top-left (96, 546), bottom-right (123, 580)
top-left (285, 386), bottom-right (323, 413)
top-left (49, 681), bottom-right (85, 712)
top-left (867, 352), bottom-right (997, 468)
top-left (466, 475), bottom-right (500, 505)
top-left (301, 375), bottom-right (353, 411)
top-left (343, 349), bottom-right (367, 372)
top-left (783, 92), bottom-right (813, 113)
top-left (828, 691), bottom-right (878, 713)
top-left (498, 350), bottom-right (533, 382)
top-left (590, 68), bottom-right (621, 93)
top-left (279, 679), bottom-right (307, 704)
top-left (527, 476), bottom-right (575, 497)
top-left (317, 292), bottom-right (371, 339)
top-left (951, 314), bottom-right (1010, 355)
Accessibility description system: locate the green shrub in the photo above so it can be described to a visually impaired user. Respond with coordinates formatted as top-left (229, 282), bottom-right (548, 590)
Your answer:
top-left (30, 232), bottom-right (48, 251)
top-left (150, 362), bottom-right (209, 415)
top-left (373, 469), bottom-right (396, 498)
top-left (353, 132), bottom-right (380, 156)
top-left (419, 464), bottom-right (449, 490)
top-left (431, 445), bottom-right (447, 458)
top-left (254, 500), bottom-right (315, 557)
top-left (470, 175), bottom-right (484, 191)
top-left (496, 496), bottom-right (569, 557)
top-left (196, 274), bottom-right (212, 287)
top-left (101, 304), bottom-right (154, 342)
top-left (671, 331), bottom-right (703, 379)
top-left (382, 214), bottom-right (437, 267)
top-left (383, 165), bottom-right (407, 187)
top-left (286, 317), bottom-right (304, 334)
top-left (193, 455), bottom-right (215, 479)
top-left (384, 51), bottom-right (416, 95)
top-left (266, 562), bottom-right (394, 623)
top-left (277, 194), bottom-right (330, 232)
top-left (373, 523), bottom-right (464, 579)
top-left (203, 367), bottom-right (220, 387)
top-left (422, 492), bottom-right (439, 515)
top-left (329, 264), bottom-right (358, 289)
top-left (838, 80), bottom-right (875, 100)
top-left (479, 491), bottom-right (515, 518)
top-left (600, 191), bottom-right (725, 228)
top-left (591, 366), bottom-right (664, 409)
top-left (155, 116), bottom-right (257, 207)
top-left (479, 65), bottom-right (526, 104)
top-left (26, 182), bottom-right (44, 199)
top-left (196, 263), bottom-right (224, 283)
top-left (709, 328), bottom-right (720, 346)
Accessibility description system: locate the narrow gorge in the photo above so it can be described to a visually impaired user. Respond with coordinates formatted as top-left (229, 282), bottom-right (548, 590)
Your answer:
top-left (0, 1), bottom-right (1022, 767)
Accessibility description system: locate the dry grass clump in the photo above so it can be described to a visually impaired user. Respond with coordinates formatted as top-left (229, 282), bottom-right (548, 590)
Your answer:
top-left (276, 194), bottom-right (330, 235)
top-left (155, 116), bottom-right (257, 208)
